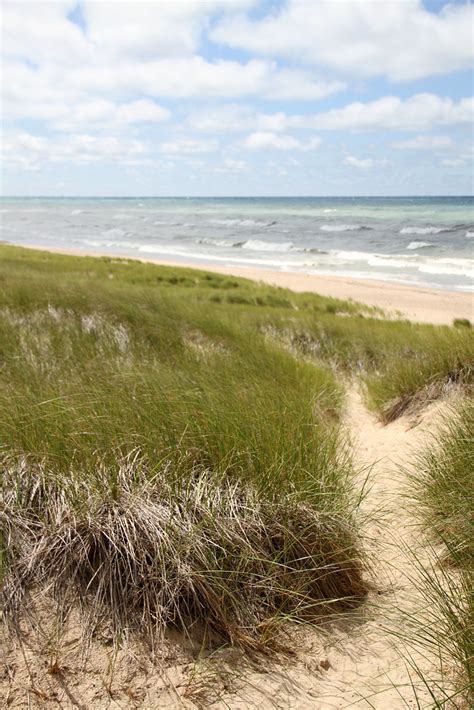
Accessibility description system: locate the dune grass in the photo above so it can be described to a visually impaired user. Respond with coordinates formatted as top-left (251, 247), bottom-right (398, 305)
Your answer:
top-left (258, 310), bottom-right (474, 422)
top-left (1, 244), bottom-right (472, 657)
top-left (0, 245), bottom-right (367, 649)
top-left (407, 401), bottom-right (473, 706)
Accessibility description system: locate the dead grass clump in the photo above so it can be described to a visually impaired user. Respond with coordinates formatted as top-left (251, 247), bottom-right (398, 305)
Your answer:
top-left (379, 366), bottom-right (473, 424)
top-left (1, 456), bottom-right (367, 652)
top-left (182, 328), bottom-right (228, 358)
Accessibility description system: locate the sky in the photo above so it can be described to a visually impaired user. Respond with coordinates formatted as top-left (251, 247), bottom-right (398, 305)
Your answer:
top-left (1, 0), bottom-right (473, 196)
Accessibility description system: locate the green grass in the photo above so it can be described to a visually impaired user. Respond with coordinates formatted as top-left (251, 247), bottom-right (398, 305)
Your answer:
top-left (0, 244), bottom-right (472, 656)
top-left (408, 401), bottom-right (474, 706)
top-left (0, 245), bottom-right (367, 648)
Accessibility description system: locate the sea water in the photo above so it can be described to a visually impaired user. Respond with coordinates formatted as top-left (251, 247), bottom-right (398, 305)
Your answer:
top-left (1, 196), bottom-right (473, 291)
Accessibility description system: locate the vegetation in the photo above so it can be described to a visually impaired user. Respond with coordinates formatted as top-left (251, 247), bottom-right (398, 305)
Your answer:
top-left (408, 402), bottom-right (474, 706)
top-left (0, 245), bottom-right (366, 648)
top-left (0, 244), bottom-right (472, 663)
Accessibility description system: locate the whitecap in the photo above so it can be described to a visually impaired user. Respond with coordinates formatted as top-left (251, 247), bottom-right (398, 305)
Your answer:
top-left (320, 224), bottom-right (368, 232)
top-left (466, 231), bottom-right (474, 238)
top-left (196, 237), bottom-right (243, 248)
top-left (400, 226), bottom-right (444, 235)
top-left (406, 241), bottom-right (434, 250)
top-left (241, 239), bottom-right (293, 252)
top-left (209, 218), bottom-right (276, 228)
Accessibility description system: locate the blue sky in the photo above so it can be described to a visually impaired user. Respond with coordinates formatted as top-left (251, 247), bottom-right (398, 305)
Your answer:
top-left (1, 0), bottom-right (473, 196)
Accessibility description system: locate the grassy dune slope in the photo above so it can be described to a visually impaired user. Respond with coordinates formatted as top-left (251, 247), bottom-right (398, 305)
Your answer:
top-left (0, 244), bottom-right (472, 654)
top-left (0, 246), bottom-right (365, 648)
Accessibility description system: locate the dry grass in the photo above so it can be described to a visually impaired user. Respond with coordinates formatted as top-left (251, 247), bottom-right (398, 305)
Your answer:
top-left (1, 454), bottom-right (367, 654)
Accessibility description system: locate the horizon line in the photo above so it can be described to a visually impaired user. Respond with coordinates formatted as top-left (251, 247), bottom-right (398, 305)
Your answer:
top-left (1, 194), bottom-right (473, 199)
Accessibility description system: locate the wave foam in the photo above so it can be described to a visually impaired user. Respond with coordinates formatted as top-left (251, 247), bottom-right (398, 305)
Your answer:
top-left (210, 218), bottom-right (277, 228)
top-left (406, 241), bottom-right (434, 250)
top-left (196, 237), bottom-right (243, 248)
top-left (400, 226), bottom-right (445, 235)
top-left (241, 239), bottom-right (293, 252)
top-left (320, 224), bottom-right (370, 232)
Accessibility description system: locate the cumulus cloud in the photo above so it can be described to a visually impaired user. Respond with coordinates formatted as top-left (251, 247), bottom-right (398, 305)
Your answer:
top-left (51, 99), bottom-right (170, 132)
top-left (2, 0), bottom-right (345, 129)
top-left (392, 135), bottom-right (453, 150)
top-left (344, 156), bottom-right (375, 169)
top-left (300, 95), bottom-right (474, 132)
top-left (1, 0), bottom-right (472, 192)
top-left (188, 95), bottom-right (473, 136)
top-left (82, 0), bottom-right (257, 58)
top-left (160, 138), bottom-right (219, 154)
top-left (244, 132), bottom-right (301, 150)
top-left (214, 159), bottom-right (248, 174)
top-left (212, 0), bottom-right (474, 82)
top-left (2, 131), bottom-right (147, 169)
top-left (243, 132), bottom-right (321, 150)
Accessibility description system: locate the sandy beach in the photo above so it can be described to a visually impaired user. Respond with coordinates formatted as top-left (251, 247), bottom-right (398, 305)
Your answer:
top-left (17, 244), bottom-right (474, 326)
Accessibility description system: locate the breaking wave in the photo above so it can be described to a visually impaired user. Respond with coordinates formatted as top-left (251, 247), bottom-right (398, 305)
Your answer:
top-left (209, 218), bottom-right (277, 228)
top-left (241, 239), bottom-right (293, 252)
top-left (406, 241), bottom-right (434, 250)
top-left (400, 226), bottom-right (446, 235)
top-left (320, 224), bottom-right (371, 232)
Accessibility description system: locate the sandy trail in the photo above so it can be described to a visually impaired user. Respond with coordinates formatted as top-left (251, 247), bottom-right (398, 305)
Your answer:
top-left (210, 387), bottom-right (450, 709)
top-left (2, 390), bottom-right (452, 709)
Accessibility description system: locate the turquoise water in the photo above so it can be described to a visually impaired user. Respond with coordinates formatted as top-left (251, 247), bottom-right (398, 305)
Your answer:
top-left (1, 196), bottom-right (473, 290)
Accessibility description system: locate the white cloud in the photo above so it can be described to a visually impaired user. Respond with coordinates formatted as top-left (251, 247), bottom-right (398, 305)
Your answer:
top-left (391, 135), bottom-right (453, 150)
top-left (344, 155), bottom-right (390, 169)
top-left (50, 99), bottom-right (170, 132)
top-left (212, 0), bottom-right (474, 82)
top-left (188, 95), bottom-right (473, 136)
top-left (244, 132), bottom-right (301, 150)
top-left (82, 0), bottom-right (257, 58)
top-left (160, 138), bottom-right (218, 154)
top-left (64, 57), bottom-right (343, 101)
top-left (301, 95), bottom-right (474, 132)
top-left (344, 156), bottom-right (374, 169)
top-left (187, 106), bottom-right (288, 133)
top-left (115, 99), bottom-right (170, 124)
top-left (441, 158), bottom-right (466, 167)
top-left (2, 131), bottom-right (147, 169)
top-left (243, 132), bottom-right (321, 150)
top-left (214, 159), bottom-right (247, 173)
top-left (2, 1), bottom-right (91, 65)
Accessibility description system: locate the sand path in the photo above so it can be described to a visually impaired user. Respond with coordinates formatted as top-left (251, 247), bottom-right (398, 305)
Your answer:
top-left (210, 387), bottom-right (449, 709)
top-left (2, 390), bottom-right (451, 709)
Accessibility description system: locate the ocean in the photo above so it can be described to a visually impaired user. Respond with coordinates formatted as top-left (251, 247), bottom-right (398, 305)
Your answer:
top-left (1, 196), bottom-right (473, 291)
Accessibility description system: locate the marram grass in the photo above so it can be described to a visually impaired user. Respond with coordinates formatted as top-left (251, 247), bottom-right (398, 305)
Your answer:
top-left (0, 244), bottom-right (472, 655)
top-left (0, 245), bottom-right (366, 648)
top-left (406, 401), bottom-right (474, 706)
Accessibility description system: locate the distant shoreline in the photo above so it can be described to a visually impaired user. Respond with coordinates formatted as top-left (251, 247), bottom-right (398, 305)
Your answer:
top-left (13, 243), bottom-right (474, 326)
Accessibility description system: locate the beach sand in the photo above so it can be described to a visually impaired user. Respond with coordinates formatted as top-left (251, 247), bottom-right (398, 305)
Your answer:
top-left (15, 244), bottom-right (474, 326)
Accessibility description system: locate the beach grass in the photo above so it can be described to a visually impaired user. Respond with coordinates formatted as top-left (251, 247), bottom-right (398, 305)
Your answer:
top-left (0, 245), bottom-right (367, 649)
top-left (406, 401), bottom-right (473, 706)
top-left (1, 244), bottom-right (472, 657)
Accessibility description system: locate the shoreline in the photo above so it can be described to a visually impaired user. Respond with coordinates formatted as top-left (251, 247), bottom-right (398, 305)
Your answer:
top-left (10, 243), bottom-right (474, 325)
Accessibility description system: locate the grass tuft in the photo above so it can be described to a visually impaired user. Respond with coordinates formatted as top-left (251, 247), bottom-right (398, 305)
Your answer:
top-left (1, 454), bottom-right (367, 650)
top-left (407, 401), bottom-right (474, 705)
